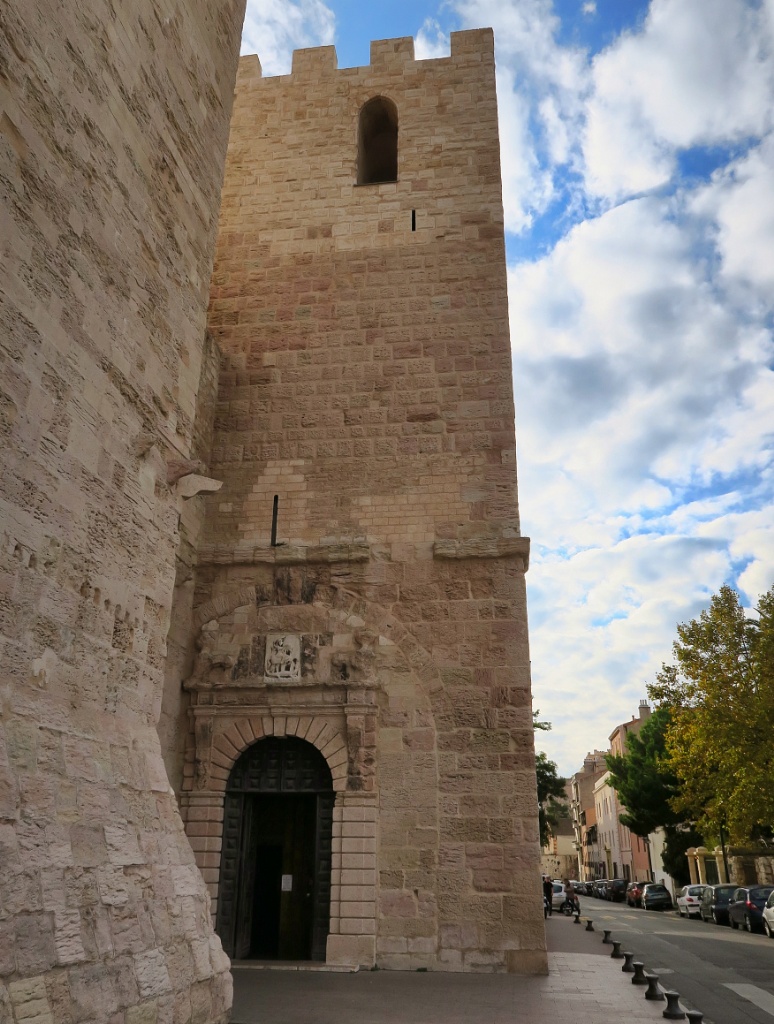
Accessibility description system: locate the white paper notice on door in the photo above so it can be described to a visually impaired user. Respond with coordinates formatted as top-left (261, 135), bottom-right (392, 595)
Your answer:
top-left (281, 874), bottom-right (293, 891)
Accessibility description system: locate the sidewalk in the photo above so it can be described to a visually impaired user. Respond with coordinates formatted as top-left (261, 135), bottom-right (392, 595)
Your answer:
top-left (230, 914), bottom-right (685, 1024)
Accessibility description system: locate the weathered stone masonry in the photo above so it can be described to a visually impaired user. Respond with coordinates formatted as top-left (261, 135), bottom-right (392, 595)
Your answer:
top-left (174, 31), bottom-right (547, 974)
top-left (0, 3), bottom-right (245, 1021)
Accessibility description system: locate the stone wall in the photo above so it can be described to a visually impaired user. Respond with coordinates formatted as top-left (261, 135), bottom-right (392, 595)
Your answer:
top-left (0, 3), bottom-right (244, 1021)
top-left (192, 31), bottom-right (547, 974)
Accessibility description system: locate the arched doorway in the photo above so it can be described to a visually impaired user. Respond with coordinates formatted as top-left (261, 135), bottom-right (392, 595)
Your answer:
top-left (216, 736), bottom-right (335, 961)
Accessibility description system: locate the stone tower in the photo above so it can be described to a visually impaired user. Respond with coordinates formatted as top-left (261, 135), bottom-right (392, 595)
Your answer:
top-left (176, 31), bottom-right (547, 973)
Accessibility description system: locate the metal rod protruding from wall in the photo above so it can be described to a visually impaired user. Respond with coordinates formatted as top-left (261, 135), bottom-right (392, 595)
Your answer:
top-left (271, 494), bottom-right (279, 547)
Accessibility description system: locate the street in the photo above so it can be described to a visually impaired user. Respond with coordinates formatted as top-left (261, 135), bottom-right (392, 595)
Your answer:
top-left (548, 896), bottom-right (774, 1024)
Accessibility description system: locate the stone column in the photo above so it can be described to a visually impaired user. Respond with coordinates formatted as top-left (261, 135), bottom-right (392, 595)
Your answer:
top-left (713, 847), bottom-right (727, 883)
top-left (695, 846), bottom-right (708, 883)
top-left (687, 848), bottom-right (699, 883)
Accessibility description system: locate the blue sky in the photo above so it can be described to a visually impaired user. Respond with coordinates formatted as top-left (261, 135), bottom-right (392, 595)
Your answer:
top-left (241, 0), bottom-right (774, 776)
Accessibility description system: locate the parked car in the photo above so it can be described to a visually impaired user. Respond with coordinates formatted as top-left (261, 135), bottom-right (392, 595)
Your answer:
top-left (728, 886), bottom-right (774, 932)
top-left (550, 881), bottom-right (567, 911)
top-left (641, 883), bottom-right (673, 911)
top-left (676, 884), bottom-right (707, 918)
top-left (699, 884), bottom-right (737, 925)
top-left (593, 879), bottom-right (609, 899)
top-left (626, 881), bottom-right (644, 907)
top-left (762, 891), bottom-right (774, 938)
top-left (606, 878), bottom-right (628, 902)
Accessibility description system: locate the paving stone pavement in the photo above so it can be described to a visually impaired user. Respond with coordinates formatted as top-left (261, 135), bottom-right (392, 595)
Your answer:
top-left (230, 916), bottom-right (674, 1023)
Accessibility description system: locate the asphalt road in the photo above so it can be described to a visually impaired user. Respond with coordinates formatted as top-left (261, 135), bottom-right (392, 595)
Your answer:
top-left (549, 896), bottom-right (774, 1024)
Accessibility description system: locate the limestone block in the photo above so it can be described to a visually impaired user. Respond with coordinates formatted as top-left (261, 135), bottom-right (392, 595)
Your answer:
top-left (326, 934), bottom-right (375, 967)
top-left (7, 976), bottom-right (54, 1023)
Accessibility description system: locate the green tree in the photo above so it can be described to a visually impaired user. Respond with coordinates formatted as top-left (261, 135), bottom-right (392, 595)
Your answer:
top-left (535, 751), bottom-right (568, 847)
top-left (660, 825), bottom-right (704, 887)
top-left (605, 707), bottom-right (681, 836)
top-left (533, 713), bottom-right (568, 847)
top-left (605, 706), bottom-right (699, 884)
top-left (648, 584), bottom-right (774, 844)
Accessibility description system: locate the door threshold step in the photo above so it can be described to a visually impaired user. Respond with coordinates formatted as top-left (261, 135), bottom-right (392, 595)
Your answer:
top-left (231, 961), bottom-right (360, 973)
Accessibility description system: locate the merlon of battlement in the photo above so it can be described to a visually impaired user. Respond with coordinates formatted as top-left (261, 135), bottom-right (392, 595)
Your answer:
top-left (236, 53), bottom-right (262, 84)
top-left (292, 44), bottom-right (337, 76)
top-left (370, 36), bottom-right (415, 67)
top-left (239, 27), bottom-right (494, 81)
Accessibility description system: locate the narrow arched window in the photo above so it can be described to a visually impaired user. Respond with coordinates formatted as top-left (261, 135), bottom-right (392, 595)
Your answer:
top-left (357, 97), bottom-right (398, 185)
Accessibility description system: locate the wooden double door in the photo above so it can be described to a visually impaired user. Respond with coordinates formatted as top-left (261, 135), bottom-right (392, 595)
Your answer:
top-left (216, 736), bottom-right (335, 961)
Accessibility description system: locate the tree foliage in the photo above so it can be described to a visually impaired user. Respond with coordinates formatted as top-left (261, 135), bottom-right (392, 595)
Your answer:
top-left (535, 751), bottom-right (567, 847)
top-left (533, 713), bottom-right (568, 847)
top-left (648, 584), bottom-right (774, 844)
top-left (661, 825), bottom-right (704, 887)
top-left (605, 707), bottom-right (681, 837)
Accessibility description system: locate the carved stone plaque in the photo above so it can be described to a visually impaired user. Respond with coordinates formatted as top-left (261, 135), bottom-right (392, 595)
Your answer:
top-left (265, 633), bottom-right (301, 681)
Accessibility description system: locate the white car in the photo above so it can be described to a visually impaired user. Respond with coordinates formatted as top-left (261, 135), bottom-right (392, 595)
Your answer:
top-left (676, 884), bottom-right (707, 917)
top-left (763, 891), bottom-right (774, 938)
top-left (551, 881), bottom-right (567, 911)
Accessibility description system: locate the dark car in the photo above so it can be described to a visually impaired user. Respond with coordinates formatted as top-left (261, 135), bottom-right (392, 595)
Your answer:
top-left (626, 881), bottom-right (644, 907)
top-left (641, 883), bottom-right (673, 911)
top-left (728, 886), bottom-right (774, 932)
top-left (699, 884), bottom-right (737, 924)
top-left (606, 878), bottom-right (627, 902)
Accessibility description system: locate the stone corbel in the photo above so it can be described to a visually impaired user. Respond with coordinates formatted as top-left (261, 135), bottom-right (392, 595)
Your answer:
top-left (168, 458), bottom-right (222, 501)
top-left (167, 458), bottom-right (206, 485)
top-left (173, 473), bottom-right (223, 500)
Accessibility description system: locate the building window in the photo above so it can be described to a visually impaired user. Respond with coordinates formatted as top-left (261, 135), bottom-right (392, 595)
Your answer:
top-left (357, 97), bottom-right (398, 184)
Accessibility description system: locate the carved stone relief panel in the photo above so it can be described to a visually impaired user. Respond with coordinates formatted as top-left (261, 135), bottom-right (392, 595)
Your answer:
top-left (264, 633), bottom-right (301, 681)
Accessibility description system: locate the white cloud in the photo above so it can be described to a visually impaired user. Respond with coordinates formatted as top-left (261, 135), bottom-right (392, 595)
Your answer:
top-left (582, 1), bottom-right (596, 14)
top-left (690, 134), bottom-right (774, 296)
top-left (584, 0), bottom-right (774, 199)
top-left (241, 0), bottom-right (335, 75)
top-left (415, 18), bottom-right (450, 59)
top-left (509, 183), bottom-right (773, 774)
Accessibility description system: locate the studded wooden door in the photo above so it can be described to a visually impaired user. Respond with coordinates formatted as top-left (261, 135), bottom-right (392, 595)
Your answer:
top-left (216, 737), bottom-right (335, 961)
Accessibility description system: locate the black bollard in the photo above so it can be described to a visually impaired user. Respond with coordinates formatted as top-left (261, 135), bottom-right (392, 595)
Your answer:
top-left (621, 951), bottom-right (635, 973)
top-left (602, 929), bottom-right (612, 944)
top-left (663, 991), bottom-right (686, 1020)
top-left (610, 939), bottom-right (624, 960)
top-left (573, 910), bottom-right (581, 924)
top-left (632, 962), bottom-right (648, 985)
top-left (585, 919), bottom-right (594, 931)
top-left (685, 1012), bottom-right (703, 1024)
top-left (645, 973), bottom-right (665, 1001)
